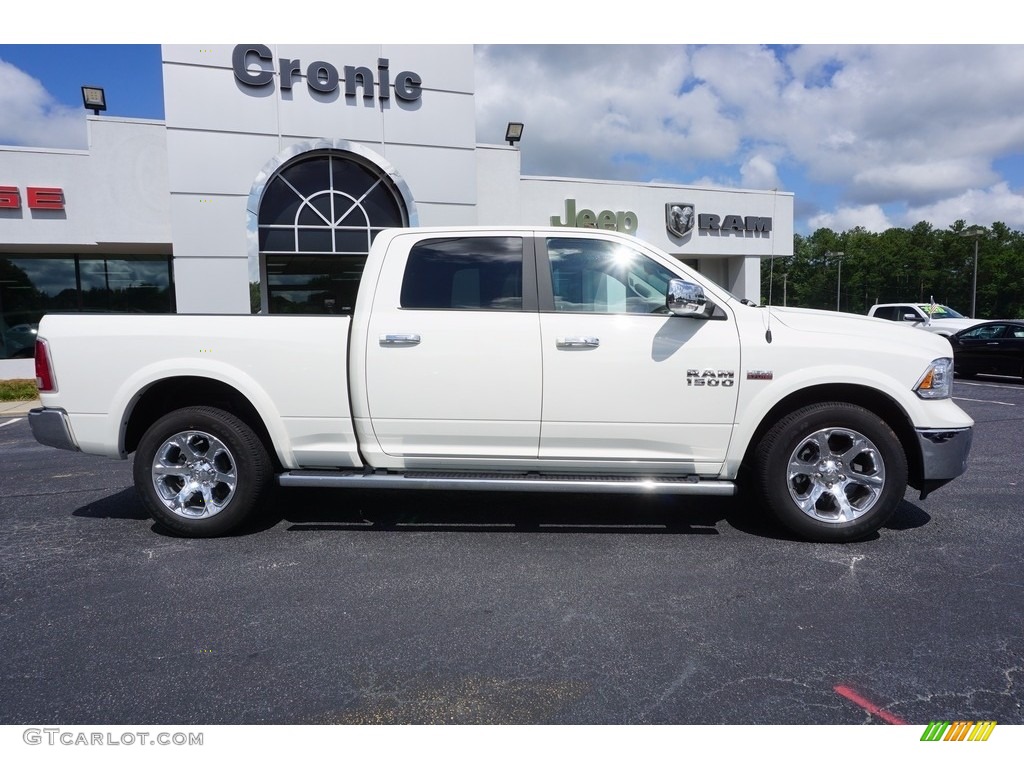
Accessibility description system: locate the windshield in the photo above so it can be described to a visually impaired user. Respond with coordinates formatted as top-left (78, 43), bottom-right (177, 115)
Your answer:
top-left (918, 304), bottom-right (965, 319)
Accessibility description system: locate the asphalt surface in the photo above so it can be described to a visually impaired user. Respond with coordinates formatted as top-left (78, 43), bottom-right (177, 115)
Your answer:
top-left (1, 378), bottom-right (1022, 726)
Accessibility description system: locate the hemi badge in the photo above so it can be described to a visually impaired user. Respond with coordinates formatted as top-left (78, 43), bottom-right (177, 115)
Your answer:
top-left (746, 370), bottom-right (773, 380)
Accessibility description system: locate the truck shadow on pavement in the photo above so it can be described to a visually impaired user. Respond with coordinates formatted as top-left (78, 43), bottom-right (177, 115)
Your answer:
top-left (72, 487), bottom-right (151, 521)
top-left (261, 488), bottom-right (932, 542)
top-left (69, 486), bottom-right (931, 542)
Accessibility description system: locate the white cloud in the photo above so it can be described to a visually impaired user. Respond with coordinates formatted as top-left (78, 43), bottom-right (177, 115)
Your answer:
top-left (739, 154), bottom-right (781, 191)
top-left (808, 205), bottom-right (894, 233)
top-left (475, 44), bottom-right (1024, 232)
top-left (0, 59), bottom-right (85, 149)
top-left (901, 183), bottom-right (1024, 230)
top-left (850, 159), bottom-right (999, 206)
top-left (475, 45), bottom-right (738, 181)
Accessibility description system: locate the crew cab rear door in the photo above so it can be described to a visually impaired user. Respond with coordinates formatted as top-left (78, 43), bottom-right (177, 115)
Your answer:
top-left (363, 233), bottom-right (542, 459)
top-left (537, 233), bottom-right (741, 469)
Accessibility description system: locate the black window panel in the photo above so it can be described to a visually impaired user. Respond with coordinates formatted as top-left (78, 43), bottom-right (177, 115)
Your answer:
top-left (400, 237), bottom-right (523, 311)
top-left (79, 257), bottom-right (173, 313)
top-left (280, 158), bottom-right (331, 199)
top-left (1, 255), bottom-right (173, 360)
top-left (333, 229), bottom-right (373, 254)
top-left (259, 228), bottom-right (296, 252)
top-left (330, 158), bottom-right (384, 196)
top-left (358, 184), bottom-right (405, 227)
top-left (265, 255), bottom-right (366, 315)
top-left (297, 229), bottom-right (334, 253)
top-left (259, 179), bottom-right (304, 226)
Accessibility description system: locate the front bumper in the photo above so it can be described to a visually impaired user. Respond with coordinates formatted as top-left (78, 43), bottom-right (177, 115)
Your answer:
top-left (28, 407), bottom-right (80, 453)
top-left (913, 426), bottom-right (972, 499)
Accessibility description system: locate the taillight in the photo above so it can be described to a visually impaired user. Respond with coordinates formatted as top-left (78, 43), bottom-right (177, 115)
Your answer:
top-left (35, 338), bottom-right (57, 392)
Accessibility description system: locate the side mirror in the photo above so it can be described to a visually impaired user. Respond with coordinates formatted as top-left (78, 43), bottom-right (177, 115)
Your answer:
top-left (667, 278), bottom-right (714, 318)
top-left (902, 313), bottom-right (921, 323)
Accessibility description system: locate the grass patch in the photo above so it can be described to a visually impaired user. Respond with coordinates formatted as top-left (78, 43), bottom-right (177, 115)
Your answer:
top-left (0, 379), bottom-right (38, 401)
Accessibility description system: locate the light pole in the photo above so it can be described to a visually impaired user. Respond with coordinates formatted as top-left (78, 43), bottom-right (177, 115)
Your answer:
top-left (958, 226), bottom-right (986, 318)
top-left (782, 273), bottom-right (788, 307)
top-left (825, 251), bottom-right (845, 311)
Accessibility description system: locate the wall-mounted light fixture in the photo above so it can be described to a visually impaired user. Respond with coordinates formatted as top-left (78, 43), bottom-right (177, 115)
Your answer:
top-left (81, 86), bottom-right (107, 115)
top-left (505, 122), bottom-right (524, 146)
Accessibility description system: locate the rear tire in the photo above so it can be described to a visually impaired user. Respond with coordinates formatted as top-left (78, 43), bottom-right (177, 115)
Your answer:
top-left (133, 407), bottom-right (272, 537)
top-left (754, 403), bottom-right (908, 542)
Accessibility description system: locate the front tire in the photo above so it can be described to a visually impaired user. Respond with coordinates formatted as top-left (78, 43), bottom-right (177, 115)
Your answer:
top-left (133, 407), bottom-right (272, 537)
top-left (754, 403), bottom-right (908, 542)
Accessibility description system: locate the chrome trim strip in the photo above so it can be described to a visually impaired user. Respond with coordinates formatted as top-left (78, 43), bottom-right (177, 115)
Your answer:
top-left (278, 471), bottom-right (737, 496)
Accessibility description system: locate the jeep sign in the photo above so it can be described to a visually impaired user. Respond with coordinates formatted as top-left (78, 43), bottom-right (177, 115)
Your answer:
top-left (550, 199), bottom-right (638, 234)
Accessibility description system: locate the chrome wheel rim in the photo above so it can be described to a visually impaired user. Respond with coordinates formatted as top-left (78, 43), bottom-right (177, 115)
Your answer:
top-left (151, 431), bottom-right (237, 519)
top-left (786, 427), bottom-right (886, 523)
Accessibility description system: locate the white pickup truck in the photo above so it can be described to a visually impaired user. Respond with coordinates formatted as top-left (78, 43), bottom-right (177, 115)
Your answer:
top-left (867, 302), bottom-right (977, 336)
top-left (29, 227), bottom-right (973, 542)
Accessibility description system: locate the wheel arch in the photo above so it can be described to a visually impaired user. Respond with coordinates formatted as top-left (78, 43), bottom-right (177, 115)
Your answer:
top-left (739, 384), bottom-right (923, 486)
top-left (122, 376), bottom-right (281, 471)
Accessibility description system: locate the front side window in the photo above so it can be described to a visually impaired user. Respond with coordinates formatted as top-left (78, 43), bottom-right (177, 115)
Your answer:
top-left (547, 237), bottom-right (675, 314)
top-left (960, 324), bottom-right (1007, 341)
top-left (400, 237), bottom-right (524, 311)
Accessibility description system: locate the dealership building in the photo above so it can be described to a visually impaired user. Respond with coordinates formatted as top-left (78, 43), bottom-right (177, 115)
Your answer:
top-left (0, 44), bottom-right (793, 378)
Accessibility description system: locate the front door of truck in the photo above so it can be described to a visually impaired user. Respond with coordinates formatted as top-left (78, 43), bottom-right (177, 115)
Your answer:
top-left (364, 234), bottom-right (542, 459)
top-left (537, 234), bottom-right (741, 471)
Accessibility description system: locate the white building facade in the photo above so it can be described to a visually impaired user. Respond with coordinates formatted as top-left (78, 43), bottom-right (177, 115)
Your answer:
top-left (0, 44), bottom-right (793, 377)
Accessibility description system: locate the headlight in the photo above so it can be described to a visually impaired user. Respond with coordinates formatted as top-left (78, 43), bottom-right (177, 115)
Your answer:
top-left (914, 358), bottom-right (954, 400)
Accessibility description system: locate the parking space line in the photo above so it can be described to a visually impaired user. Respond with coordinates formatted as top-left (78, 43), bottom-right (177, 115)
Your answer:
top-left (955, 397), bottom-right (1016, 406)
top-left (1, 418), bottom-right (23, 429)
top-left (957, 380), bottom-right (1024, 391)
top-left (833, 684), bottom-right (907, 724)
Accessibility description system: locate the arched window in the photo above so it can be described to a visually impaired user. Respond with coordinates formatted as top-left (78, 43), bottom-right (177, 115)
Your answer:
top-left (257, 151), bottom-right (408, 314)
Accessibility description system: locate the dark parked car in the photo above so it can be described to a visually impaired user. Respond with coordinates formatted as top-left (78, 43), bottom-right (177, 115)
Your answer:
top-left (950, 320), bottom-right (1024, 381)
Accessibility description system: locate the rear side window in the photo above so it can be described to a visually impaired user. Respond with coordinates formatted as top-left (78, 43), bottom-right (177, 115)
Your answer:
top-left (400, 237), bottom-right (523, 311)
top-left (875, 306), bottom-right (918, 321)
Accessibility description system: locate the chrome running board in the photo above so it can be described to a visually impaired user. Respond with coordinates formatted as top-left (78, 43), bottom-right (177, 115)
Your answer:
top-left (278, 470), bottom-right (736, 496)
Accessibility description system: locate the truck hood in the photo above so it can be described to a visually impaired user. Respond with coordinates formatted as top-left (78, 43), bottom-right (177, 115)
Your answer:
top-left (757, 305), bottom-right (953, 353)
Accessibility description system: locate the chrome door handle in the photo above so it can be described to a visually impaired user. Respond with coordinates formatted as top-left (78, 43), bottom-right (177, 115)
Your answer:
top-left (380, 334), bottom-right (421, 346)
top-left (556, 336), bottom-right (600, 349)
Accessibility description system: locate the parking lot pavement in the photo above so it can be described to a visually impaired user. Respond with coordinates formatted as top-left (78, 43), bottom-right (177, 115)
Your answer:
top-left (0, 379), bottom-right (1022, 727)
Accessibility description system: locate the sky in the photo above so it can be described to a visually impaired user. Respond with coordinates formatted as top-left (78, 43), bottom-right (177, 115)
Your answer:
top-left (2, 3), bottom-right (1023, 237)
